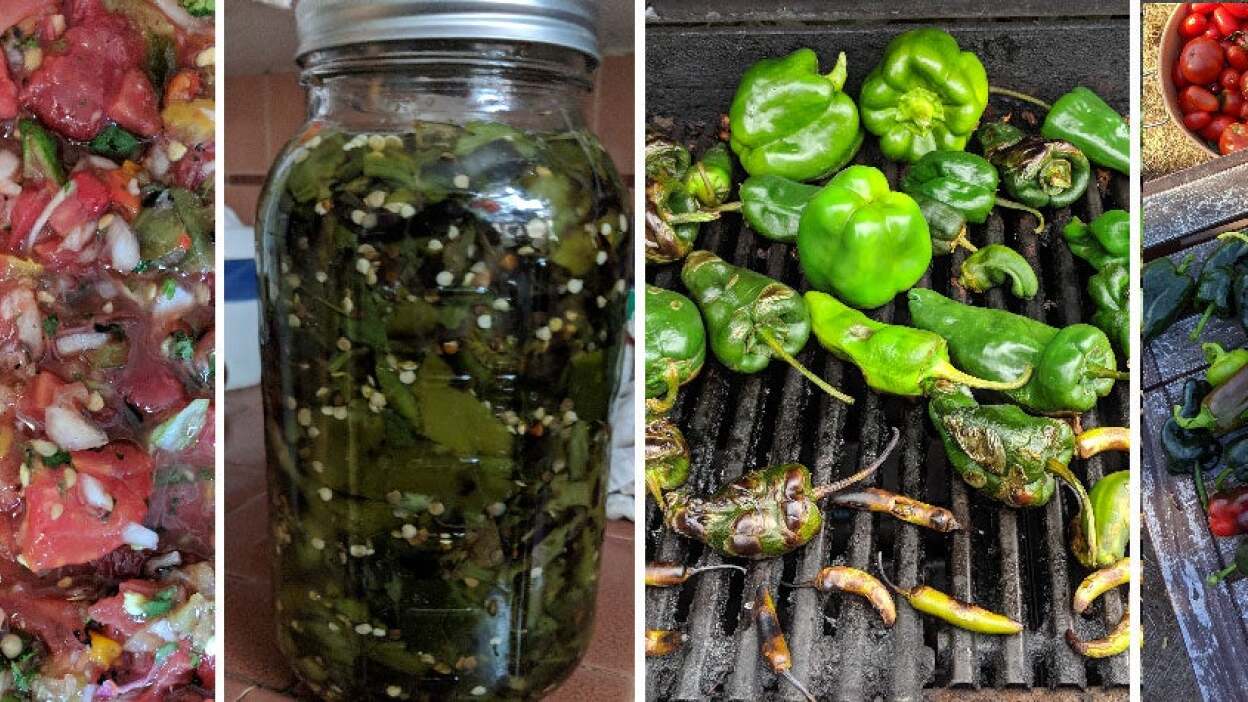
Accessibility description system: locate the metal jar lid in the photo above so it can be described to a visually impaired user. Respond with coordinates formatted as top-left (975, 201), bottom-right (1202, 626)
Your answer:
top-left (295, 0), bottom-right (601, 62)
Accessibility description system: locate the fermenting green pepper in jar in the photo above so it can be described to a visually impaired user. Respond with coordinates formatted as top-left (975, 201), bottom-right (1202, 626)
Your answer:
top-left (254, 2), bottom-right (630, 699)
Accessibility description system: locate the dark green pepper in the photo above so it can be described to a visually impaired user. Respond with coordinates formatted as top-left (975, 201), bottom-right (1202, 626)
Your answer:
top-left (644, 285), bottom-right (706, 414)
top-left (1088, 260), bottom-right (1129, 356)
top-left (1214, 426), bottom-right (1248, 492)
top-left (740, 174), bottom-right (820, 243)
top-left (1040, 87), bottom-right (1130, 175)
top-left (645, 417), bottom-right (690, 509)
top-left (900, 150), bottom-right (1044, 254)
top-left (684, 143), bottom-right (734, 207)
top-left (1205, 343), bottom-right (1248, 389)
top-left (858, 28), bottom-right (989, 163)
top-left (681, 251), bottom-right (853, 404)
top-left (1190, 232), bottom-right (1248, 340)
top-left (1174, 363), bottom-right (1248, 434)
top-left (1070, 470), bottom-right (1129, 569)
top-left (729, 49), bottom-right (863, 181)
top-left (1142, 253), bottom-right (1195, 342)
top-left (908, 288), bottom-right (1125, 413)
top-left (806, 290), bottom-right (1031, 397)
top-left (979, 121), bottom-right (1090, 209)
top-left (958, 244), bottom-right (1038, 299)
top-left (1063, 210), bottom-right (1129, 271)
top-left (1162, 378), bottom-right (1220, 476)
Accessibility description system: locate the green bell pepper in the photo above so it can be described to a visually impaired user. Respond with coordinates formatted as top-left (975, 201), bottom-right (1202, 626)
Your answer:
top-left (645, 417), bottom-right (690, 510)
top-left (728, 49), bottom-right (863, 182)
top-left (1041, 87), bottom-right (1130, 175)
top-left (805, 290), bottom-right (1031, 397)
top-left (979, 121), bottom-right (1090, 209)
top-left (859, 28), bottom-right (989, 163)
top-left (684, 143), bottom-right (734, 208)
top-left (681, 251), bottom-right (853, 403)
top-left (1205, 343), bottom-right (1248, 389)
top-left (908, 288), bottom-right (1125, 413)
top-left (901, 150), bottom-right (1045, 254)
top-left (740, 174), bottom-right (820, 243)
top-left (1063, 210), bottom-right (1129, 271)
top-left (1071, 470), bottom-right (1130, 569)
top-left (1089, 260), bottom-right (1129, 356)
top-left (958, 244), bottom-right (1038, 299)
top-left (644, 285), bottom-right (706, 414)
top-left (1190, 232), bottom-right (1248, 340)
top-left (797, 165), bottom-right (931, 309)
top-left (1142, 254), bottom-right (1195, 342)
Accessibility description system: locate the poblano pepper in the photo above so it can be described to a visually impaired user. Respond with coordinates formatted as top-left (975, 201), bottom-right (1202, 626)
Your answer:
top-left (805, 291), bottom-right (1031, 397)
top-left (1142, 254), bottom-right (1195, 342)
top-left (1189, 232), bottom-right (1248, 340)
top-left (644, 285), bottom-right (706, 413)
top-left (858, 28), bottom-right (989, 163)
top-left (797, 165), bottom-right (931, 309)
top-left (979, 121), bottom-right (1090, 209)
top-left (1205, 343), bottom-right (1248, 389)
top-left (924, 379), bottom-right (1122, 510)
top-left (901, 150), bottom-right (1044, 254)
top-left (645, 417), bottom-right (690, 509)
top-left (958, 244), bottom-right (1038, 299)
top-left (1216, 427), bottom-right (1248, 491)
top-left (684, 143), bottom-right (734, 207)
top-left (664, 428), bottom-right (899, 558)
top-left (1173, 363), bottom-right (1248, 434)
top-left (1063, 210), bottom-right (1129, 271)
top-left (1070, 470), bottom-right (1130, 569)
top-left (1089, 260), bottom-right (1129, 356)
top-left (1162, 378), bottom-right (1219, 476)
top-left (908, 288), bottom-right (1125, 414)
top-left (740, 174), bottom-right (821, 243)
top-left (681, 251), bottom-right (853, 403)
top-left (729, 49), bottom-right (863, 182)
top-left (1041, 87), bottom-right (1131, 175)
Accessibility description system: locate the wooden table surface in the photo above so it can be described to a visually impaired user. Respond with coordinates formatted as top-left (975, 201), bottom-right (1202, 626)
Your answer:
top-left (222, 386), bottom-right (634, 701)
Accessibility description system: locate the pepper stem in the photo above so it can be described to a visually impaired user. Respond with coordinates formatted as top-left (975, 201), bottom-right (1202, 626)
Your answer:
top-left (646, 364), bottom-right (681, 417)
top-left (989, 85), bottom-right (1053, 110)
top-left (758, 330), bottom-right (854, 405)
top-left (1074, 427), bottom-right (1130, 458)
top-left (812, 427), bottom-right (900, 500)
top-left (664, 201), bottom-right (742, 225)
top-left (645, 471), bottom-right (669, 515)
top-left (1189, 303), bottom-right (1215, 342)
top-left (874, 551), bottom-right (912, 598)
top-left (950, 225), bottom-right (978, 253)
top-left (1207, 562), bottom-right (1239, 586)
top-left (1193, 462), bottom-right (1209, 511)
top-left (931, 360), bottom-right (1033, 391)
top-left (779, 670), bottom-right (817, 702)
top-left (1084, 364), bottom-right (1129, 381)
top-left (994, 197), bottom-right (1047, 233)
top-left (1045, 459), bottom-right (1096, 564)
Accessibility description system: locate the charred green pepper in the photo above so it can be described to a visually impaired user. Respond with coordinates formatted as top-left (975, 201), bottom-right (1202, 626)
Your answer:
top-left (1089, 260), bottom-right (1129, 356)
top-left (958, 244), bottom-right (1038, 299)
top-left (1190, 233), bottom-right (1248, 340)
top-left (682, 251), bottom-right (853, 403)
top-left (1174, 363), bottom-right (1248, 434)
top-left (645, 140), bottom-right (739, 264)
top-left (729, 49), bottom-right (863, 182)
top-left (644, 285), bottom-right (705, 413)
top-left (645, 417), bottom-right (690, 509)
top-left (858, 28), bottom-right (989, 163)
top-left (1162, 378), bottom-right (1220, 476)
top-left (805, 290), bottom-right (1032, 397)
top-left (1142, 254), bottom-right (1195, 342)
top-left (740, 174), bottom-right (820, 243)
top-left (1041, 87), bottom-right (1131, 175)
top-left (683, 143), bottom-right (733, 207)
top-left (901, 150), bottom-right (1044, 254)
top-left (797, 165), bottom-right (932, 309)
top-left (1063, 210), bottom-right (1129, 272)
top-left (1070, 470), bottom-right (1129, 569)
top-left (979, 121), bottom-right (1090, 209)
top-left (908, 288), bottom-right (1124, 413)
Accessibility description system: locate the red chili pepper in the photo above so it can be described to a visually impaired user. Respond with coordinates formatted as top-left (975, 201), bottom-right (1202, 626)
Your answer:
top-left (1219, 122), bottom-right (1248, 154)
top-left (1208, 484), bottom-right (1248, 536)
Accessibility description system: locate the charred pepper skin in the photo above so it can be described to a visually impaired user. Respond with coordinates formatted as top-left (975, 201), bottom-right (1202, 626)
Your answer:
top-left (644, 561), bottom-right (745, 587)
top-left (729, 49), bottom-right (863, 182)
top-left (908, 287), bottom-right (1123, 414)
top-left (797, 566), bottom-right (897, 627)
top-left (859, 28), bottom-right (989, 163)
top-left (645, 629), bottom-right (686, 657)
top-left (754, 585), bottom-right (817, 702)
top-left (797, 165), bottom-right (931, 309)
top-left (644, 285), bottom-right (706, 408)
top-left (645, 417), bottom-right (690, 508)
top-left (805, 290), bottom-right (1031, 398)
top-left (1041, 86), bottom-right (1131, 175)
top-left (644, 140), bottom-right (701, 264)
top-left (1071, 470), bottom-right (1130, 569)
top-left (1162, 378), bottom-right (1220, 475)
top-left (1142, 253), bottom-right (1195, 342)
top-left (958, 244), bottom-right (1038, 300)
top-left (979, 121), bottom-right (1090, 209)
top-left (827, 488), bottom-right (961, 533)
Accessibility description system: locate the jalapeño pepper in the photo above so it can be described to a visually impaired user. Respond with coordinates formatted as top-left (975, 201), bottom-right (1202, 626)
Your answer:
top-left (979, 120), bottom-right (1090, 209)
top-left (1142, 253), bottom-right (1195, 342)
top-left (682, 251), bottom-right (853, 403)
top-left (805, 290), bottom-right (1031, 397)
top-left (875, 553), bottom-right (1022, 635)
top-left (958, 244), bottom-right (1038, 299)
top-left (908, 288), bottom-right (1125, 413)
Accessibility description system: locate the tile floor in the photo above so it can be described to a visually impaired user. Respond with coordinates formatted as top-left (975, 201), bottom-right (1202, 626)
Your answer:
top-left (224, 386), bottom-right (634, 700)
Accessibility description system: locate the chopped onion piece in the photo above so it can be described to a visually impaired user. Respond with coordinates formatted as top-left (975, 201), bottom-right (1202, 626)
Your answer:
top-left (24, 180), bottom-right (75, 251)
top-left (149, 399), bottom-right (210, 452)
top-left (144, 551), bottom-right (182, 575)
top-left (45, 406), bottom-right (108, 450)
top-left (55, 332), bottom-right (109, 356)
top-left (104, 217), bottom-right (140, 272)
top-left (122, 523), bottom-right (159, 551)
top-left (78, 473), bottom-right (114, 513)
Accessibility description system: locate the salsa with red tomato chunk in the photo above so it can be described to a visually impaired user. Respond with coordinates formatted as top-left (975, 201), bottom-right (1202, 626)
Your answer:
top-left (0, 0), bottom-right (214, 699)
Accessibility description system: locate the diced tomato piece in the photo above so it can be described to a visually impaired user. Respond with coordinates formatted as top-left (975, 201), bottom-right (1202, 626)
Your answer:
top-left (47, 170), bottom-right (110, 236)
top-left (18, 370), bottom-right (68, 425)
top-left (110, 69), bottom-right (161, 138)
top-left (72, 441), bottom-right (154, 492)
top-left (87, 579), bottom-right (165, 639)
top-left (7, 184), bottom-right (55, 251)
top-left (0, 594), bottom-right (86, 661)
top-left (17, 461), bottom-right (152, 571)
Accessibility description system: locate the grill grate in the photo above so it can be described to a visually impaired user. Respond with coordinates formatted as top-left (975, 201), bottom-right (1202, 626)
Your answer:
top-left (644, 121), bottom-right (1130, 699)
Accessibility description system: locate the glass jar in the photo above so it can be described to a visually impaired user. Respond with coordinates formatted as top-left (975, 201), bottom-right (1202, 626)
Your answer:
top-left (253, 3), bottom-right (630, 699)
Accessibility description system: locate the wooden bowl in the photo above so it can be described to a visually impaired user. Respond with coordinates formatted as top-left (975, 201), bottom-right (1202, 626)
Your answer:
top-left (1159, 3), bottom-right (1219, 156)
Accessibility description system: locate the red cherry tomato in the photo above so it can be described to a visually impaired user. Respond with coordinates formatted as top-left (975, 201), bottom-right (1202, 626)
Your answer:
top-left (1181, 37), bottom-right (1227, 84)
top-left (1186, 110), bottom-right (1215, 130)
top-left (1192, 3), bottom-right (1220, 13)
top-left (1222, 89), bottom-right (1244, 115)
top-left (1202, 113), bottom-right (1237, 140)
top-left (1228, 44), bottom-right (1248, 70)
top-left (1214, 6), bottom-right (1241, 36)
top-left (1241, 69), bottom-right (1248, 93)
top-left (1174, 59), bottom-right (1193, 89)
top-left (1222, 67), bottom-right (1243, 89)
top-left (1184, 12), bottom-right (1211, 37)
top-left (1219, 121), bottom-right (1248, 153)
top-left (1223, 3), bottom-right (1248, 19)
top-left (1183, 84), bottom-right (1221, 112)
top-left (1207, 25), bottom-right (1225, 39)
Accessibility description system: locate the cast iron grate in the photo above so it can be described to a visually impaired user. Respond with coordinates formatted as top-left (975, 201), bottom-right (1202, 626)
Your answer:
top-left (643, 118), bottom-right (1130, 700)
